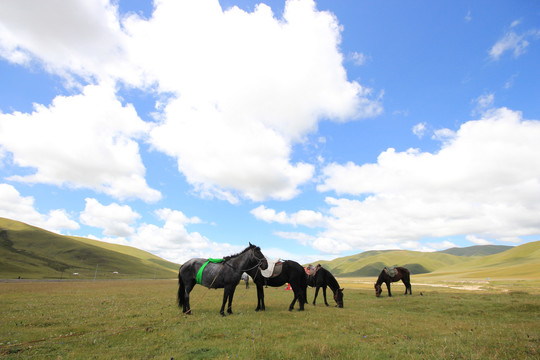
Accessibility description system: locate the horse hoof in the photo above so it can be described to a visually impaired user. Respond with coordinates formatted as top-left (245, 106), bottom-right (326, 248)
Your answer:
top-left (220, 312), bottom-right (226, 317)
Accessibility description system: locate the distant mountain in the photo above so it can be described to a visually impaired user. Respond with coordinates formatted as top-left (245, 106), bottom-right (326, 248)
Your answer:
top-left (0, 217), bottom-right (179, 279)
top-left (312, 249), bottom-right (467, 277)
top-left (438, 245), bottom-right (512, 257)
top-left (428, 241), bottom-right (540, 279)
top-left (309, 242), bottom-right (540, 279)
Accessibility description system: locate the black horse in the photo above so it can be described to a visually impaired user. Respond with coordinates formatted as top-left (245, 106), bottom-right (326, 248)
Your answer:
top-left (374, 266), bottom-right (412, 297)
top-left (177, 243), bottom-right (268, 316)
top-left (306, 265), bottom-right (344, 307)
top-left (247, 260), bottom-right (307, 312)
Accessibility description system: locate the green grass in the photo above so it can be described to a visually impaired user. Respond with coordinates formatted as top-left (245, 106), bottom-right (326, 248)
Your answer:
top-left (1, 279), bottom-right (538, 359)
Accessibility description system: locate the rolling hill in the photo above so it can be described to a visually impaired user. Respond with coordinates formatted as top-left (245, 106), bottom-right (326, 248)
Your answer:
top-left (0, 217), bottom-right (180, 279)
top-left (437, 245), bottom-right (512, 257)
top-left (310, 241), bottom-right (540, 279)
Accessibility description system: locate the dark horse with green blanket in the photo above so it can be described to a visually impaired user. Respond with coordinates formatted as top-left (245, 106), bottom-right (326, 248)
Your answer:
top-left (374, 266), bottom-right (412, 297)
top-left (177, 243), bottom-right (268, 316)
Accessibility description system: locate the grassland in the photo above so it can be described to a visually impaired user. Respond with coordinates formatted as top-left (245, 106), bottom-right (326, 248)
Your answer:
top-left (1, 279), bottom-right (538, 359)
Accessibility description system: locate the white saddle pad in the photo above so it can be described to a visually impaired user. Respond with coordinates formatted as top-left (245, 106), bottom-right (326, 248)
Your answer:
top-left (260, 257), bottom-right (280, 278)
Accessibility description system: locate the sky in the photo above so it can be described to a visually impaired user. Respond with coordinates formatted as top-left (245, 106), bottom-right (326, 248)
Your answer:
top-left (1, 0), bottom-right (539, 265)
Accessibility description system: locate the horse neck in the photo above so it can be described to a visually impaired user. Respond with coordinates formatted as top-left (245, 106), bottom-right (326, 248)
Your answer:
top-left (375, 271), bottom-right (385, 286)
top-left (227, 249), bottom-right (254, 272)
top-left (324, 270), bottom-right (340, 293)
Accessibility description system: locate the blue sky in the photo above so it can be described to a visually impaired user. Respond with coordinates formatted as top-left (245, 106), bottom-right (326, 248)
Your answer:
top-left (1, 0), bottom-right (539, 264)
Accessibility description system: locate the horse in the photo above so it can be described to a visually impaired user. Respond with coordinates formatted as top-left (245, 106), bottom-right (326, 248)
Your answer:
top-left (241, 272), bottom-right (250, 289)
top-left (177, 243), bottom-right (268, 316)
top-left (306, 265), bottom-right (344, 307)
top-left (374, 266), bottom-right (412, 297)
top-left (247, 260), bottom-right (307, 312)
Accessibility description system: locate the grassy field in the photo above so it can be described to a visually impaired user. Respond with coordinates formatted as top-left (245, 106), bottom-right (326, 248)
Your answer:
top-left (1, 279), bottom-right (538, 359)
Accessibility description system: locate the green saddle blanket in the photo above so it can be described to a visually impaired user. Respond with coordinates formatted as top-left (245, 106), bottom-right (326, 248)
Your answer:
top-left (196, 258), bottom-right (224, 285)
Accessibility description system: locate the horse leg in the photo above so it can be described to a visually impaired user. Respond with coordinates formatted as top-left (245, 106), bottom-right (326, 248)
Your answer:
top-left (227, 285), bottom-right (236, 314)
top-left (255, 283), bottom-right (265, 311)
top-left (220, 287), bottom-right (230, 316)
top-left (322, 286), bottom-right (329, 306)
top-left (403, 278), bottom-right (412, 295)
top-left (386, 281), bottom-right (392, 297)
top-left (296, 284), bottom-right (305, 311)
top-left (183, 280), bottom-right (195, 314)
top-left (289, 284), bottom-right (304, 311)
top-left (313, 286), bottom-right (320, 305)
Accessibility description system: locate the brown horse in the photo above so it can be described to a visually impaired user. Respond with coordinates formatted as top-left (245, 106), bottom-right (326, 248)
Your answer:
top-left (374, 266), bottom-right (411, 297)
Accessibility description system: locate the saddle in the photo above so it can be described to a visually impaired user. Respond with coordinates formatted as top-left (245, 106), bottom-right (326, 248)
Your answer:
top-left (384, 266), bottom-right (397, 278)
top-left (260, 258), bottom-right (283, 278)
top-left (305, 264), bottom-right (321, 277)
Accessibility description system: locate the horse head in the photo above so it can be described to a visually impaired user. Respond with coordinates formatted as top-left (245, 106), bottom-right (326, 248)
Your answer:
top-left (249, 242), bottom-right (268, 270)
top-left (334, 288), bottom-right (344, 308)
top-left (374, 283), bottom-right (382, 297)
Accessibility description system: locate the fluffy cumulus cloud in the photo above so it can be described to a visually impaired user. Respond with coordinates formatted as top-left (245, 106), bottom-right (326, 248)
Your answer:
top-left (0, 84), bottom-right (161, 202)
top-left (0, 0), bottom-right (380, 204)
top-left (259, 108), bottom-right (540, 253)
top-left (0, 183), bottom-right (79, 233)
top-left (0, 0), bottom-right (134, 81)
top-left (128, 208), bottom-right (238, 263)
top-left (251, 205), bottom-right (326, 228)
top-left (80, 198), bottom-right (141, 237)
top-left (129, 0), bottom-right (382, 201)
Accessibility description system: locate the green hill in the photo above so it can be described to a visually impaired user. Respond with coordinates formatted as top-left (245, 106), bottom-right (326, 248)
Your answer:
top-left (438, 245), bottom-right (512, 257)
top-left (427, 241), bottom-right (540, 279)
top-left (0, 217), bottom-right (180, 279)
top-left (310, 242), bottom-right (540, 279)
top-left (313, 249), bottom-right (469, 277)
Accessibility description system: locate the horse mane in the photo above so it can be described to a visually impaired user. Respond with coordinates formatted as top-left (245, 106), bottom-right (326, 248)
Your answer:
top-left (223, 243), bottom-right (257, 261)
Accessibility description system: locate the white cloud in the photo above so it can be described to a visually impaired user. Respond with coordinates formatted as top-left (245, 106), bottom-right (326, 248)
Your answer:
top-left (412, 122), bottom-right (427, 138)
top-left (130, 0), bottom-right (382, 201)
top-left (350, 51), bottom-right (368, 66)
top-left (80, 198), bottom-right (141, 237)
top-left (489, 28), bottom-right (540, 60)
top-left (466, 235), bottom-right (492, 246)
top-left (273, 231), bottom-right (316, 246)
top-left (0, 0), bottom-right (382, 203)
top-left (0, 183), bottom-right (79, 233)
top-left (251, 205), bottom-right (326, 228)
top-left (473, 93), bottom-right (495, 112)
top-left (128, 208), bottom-right (238, 264)
top-left (426, 240), bottom-right (458, 250)
top-left (311, 107), bottom-right (540, 252)
top-left (0, 84), bottom-right (161, 202)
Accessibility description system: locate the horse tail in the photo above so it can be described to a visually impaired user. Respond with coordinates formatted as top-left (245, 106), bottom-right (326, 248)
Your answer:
top-left (403, 268), bottom-right (411, 282)
top-left (177, 268), bottom-right (185, 307)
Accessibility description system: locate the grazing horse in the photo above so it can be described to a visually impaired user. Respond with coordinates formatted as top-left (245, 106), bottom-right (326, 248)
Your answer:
top-left (306, 265), bottom-right (344, 308)
top-left (374, 266), bottom-right (412, 297)
top-left (247, 260), bottom-right (307, 312)
top-left (177, 243), bottom-right (268, 316)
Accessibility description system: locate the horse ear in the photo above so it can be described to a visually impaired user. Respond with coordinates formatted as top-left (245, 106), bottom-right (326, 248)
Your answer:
top-left (249, 242), bottom-right (253, 247)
